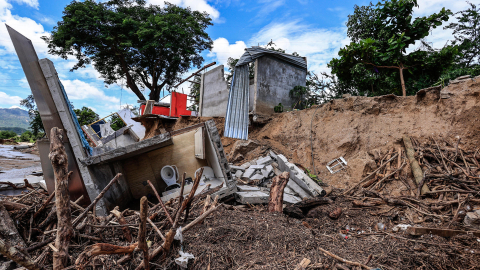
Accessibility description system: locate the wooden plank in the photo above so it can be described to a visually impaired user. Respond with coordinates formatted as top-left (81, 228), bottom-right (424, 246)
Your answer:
top-left (406, 226), bottom-right (480, 237)
top-left (143, 100), bottom-right (154, 115)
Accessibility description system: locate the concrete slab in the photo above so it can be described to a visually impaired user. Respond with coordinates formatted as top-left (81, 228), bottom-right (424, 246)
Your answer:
top-left (249, 165), bottom-right (266, 170)
top-left (235, 170), bottom-right (243, 179)
top-left (250, 174), bottom-right (264, 181)
top-left (235, 191), bottom-right (269, 204)
top-left (237, 185), bottom-right (261, 192)
top-left (230, 165), bottom-right (245, 172)
top-left (241, 162), bottom-right (251, 169)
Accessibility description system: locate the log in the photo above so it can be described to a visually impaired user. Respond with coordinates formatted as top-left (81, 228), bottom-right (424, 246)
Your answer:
top-left (138, 197), bottom-right (149, 270)
top-left (72, 173), bottom-right (122, 227)
top-left (0, 238), bottom-right (44, 270)
top-left (403, 136), bottom-right (430, 195)
top-left (268, 171), bottom-right (290, 212)
top-left (1, 200), bottom-right (29, 211)
top-left (0, 203), bottom-right (26, 248)
top-left (111, 207), bottom-right (133, 243)
top-left (75, 243), bottom-right (138, 270)
top-left (49, 127), bottom-right (73, 270)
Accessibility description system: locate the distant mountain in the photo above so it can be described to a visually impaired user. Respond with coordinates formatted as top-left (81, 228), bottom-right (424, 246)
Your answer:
top-left (0, 108), bottom-right (30, 130)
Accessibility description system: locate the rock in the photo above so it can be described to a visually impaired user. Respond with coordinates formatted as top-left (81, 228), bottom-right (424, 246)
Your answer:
top-left (456, 75), bottom-right (470, 80)
top-left (329, 207), bottom-right (342, 219)
top-left (229, 140), bottom-right (259, 160)
top-left (342, 94), bottom-right (352, 98)
top-left (464, 210), bottom-right (480, 229)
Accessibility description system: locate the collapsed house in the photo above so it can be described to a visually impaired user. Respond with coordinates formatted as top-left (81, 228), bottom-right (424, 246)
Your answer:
top-left (198, 47), bottom-right (308, 139)
top-left (7, 26), bottom-right (235, 215)
top-left (8, 26), bottom-right (324, 215)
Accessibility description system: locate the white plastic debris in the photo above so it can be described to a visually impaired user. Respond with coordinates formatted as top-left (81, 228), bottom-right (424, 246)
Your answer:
top-left (175, 251), bottom-right (195, 269)
top-left (392, 224), bottom-right (411, 232)
top-left (174, 226), bottom-right (183, 242)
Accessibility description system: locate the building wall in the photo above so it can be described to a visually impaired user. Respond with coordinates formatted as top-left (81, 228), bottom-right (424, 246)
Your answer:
top-left (199, 65), bottom-right (229, 117)
top-left (254, 56), bottom-right (307, 115)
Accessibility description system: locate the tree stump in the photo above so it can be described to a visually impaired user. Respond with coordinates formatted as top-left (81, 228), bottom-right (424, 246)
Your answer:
top-left (48, 127), bottom-right (73, 270)
top-left (268, 172), bottom-right (290, 212)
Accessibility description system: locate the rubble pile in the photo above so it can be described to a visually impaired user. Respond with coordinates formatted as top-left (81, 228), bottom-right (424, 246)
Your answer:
top-left (0, 167), bottom-right (224, 270)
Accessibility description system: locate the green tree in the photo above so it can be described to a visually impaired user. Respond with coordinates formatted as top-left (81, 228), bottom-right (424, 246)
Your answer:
top-left (19, 131), bottom-right (33, 142)
top-left (20, 95), bottom-right (44, 137)
top-left (0, 130), bottom-right (17, 139)
top-left (329, 0), bottom-right (453, 96)
top-left (42, 0), bottom-right (213, 102)
top-left (445, 2), bottom-right (480, 68)
top-left (188, 75), bottom-right (201, 112)
top-left (74, 107), bottom-right (99, 126)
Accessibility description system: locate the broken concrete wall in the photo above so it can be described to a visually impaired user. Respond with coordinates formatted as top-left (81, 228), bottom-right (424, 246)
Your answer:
top-left (199, 65), bottom-right (229, 117)
top-left (89, 162), bottom-right (132, 210)
top-left (253, 56), bottom-right (307, 115)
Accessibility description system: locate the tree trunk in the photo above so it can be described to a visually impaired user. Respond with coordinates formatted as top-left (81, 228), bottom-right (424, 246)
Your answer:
top-left (268, 172), bottom-right (290, 212)
top-left (48, 127), bottom-right (73, 270)
top-left (138, 197), bottom-right (149, 270)
top-left (399, 64), bottom-right (406, 97)
top-left (403, 135), bottom-right (430, 195)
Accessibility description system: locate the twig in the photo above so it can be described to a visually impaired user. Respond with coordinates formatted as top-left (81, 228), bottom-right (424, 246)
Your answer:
top-left (318, 247), bottom-right (370, 269)
top-left (147, 180), bottom-right (174, 225)
top-left (73, 173), bottom-right (121, 227)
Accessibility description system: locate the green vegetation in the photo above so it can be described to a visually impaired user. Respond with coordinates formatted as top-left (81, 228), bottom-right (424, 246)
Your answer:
top-left (74, 107), bottom-right (99, 126)
top-left (42, 0), bottom-right (213, 102)
top-left (188, 75), bottom-right (201, 112)
top-left (328, 0), bottom-right (455, 97)
top-left (0, 130), bottom-right (17, 140)
top-left (0, 127), bottom-right (27, 135)
top-left (20, 95), bottom-right (44, 137)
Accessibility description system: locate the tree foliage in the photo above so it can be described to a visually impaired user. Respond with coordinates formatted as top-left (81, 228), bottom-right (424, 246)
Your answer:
top-left (445, 2), bottom-right (480, 68)
top-left (329, 0), bottom-right (455, 97)
top-left (42, 0), bottom-right (213, 102)
top-left (20, 95), bottom-right (44, 137)
top-left (74, 107), bottom-right (99, 126)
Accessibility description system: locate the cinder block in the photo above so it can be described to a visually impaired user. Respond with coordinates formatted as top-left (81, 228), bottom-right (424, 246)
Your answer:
top-left (243, 168), bottom-right (256, 178)
top-left (257, 156), bottom-right (273, 165)
top-left (249, 164), bottom-right (265, 170)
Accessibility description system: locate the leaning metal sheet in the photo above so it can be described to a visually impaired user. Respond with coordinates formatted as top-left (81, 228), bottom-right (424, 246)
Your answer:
top-left (224, 64), bottom-right (249, 140)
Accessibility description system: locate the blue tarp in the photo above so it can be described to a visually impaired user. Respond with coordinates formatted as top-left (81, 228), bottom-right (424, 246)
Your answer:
top-left (58, 80), bottom-right (93, 156)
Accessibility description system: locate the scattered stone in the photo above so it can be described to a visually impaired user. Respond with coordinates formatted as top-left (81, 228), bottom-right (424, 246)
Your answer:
top-left (464, 210), bottom-right (480, 229)
top-left (329, 207), bottom-right (342, 219)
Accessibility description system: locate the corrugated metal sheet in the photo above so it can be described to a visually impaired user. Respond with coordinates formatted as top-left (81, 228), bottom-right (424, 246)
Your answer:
top-left (236, 46), bottom-right (307, 70)
top-left (224, 64), bottom-right (249, 140)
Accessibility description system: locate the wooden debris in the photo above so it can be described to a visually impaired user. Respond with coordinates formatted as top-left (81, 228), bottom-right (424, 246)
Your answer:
top-left (111, 207), bottom-right (133, 242)
top-left (0, 238), bottom-right (45, 270)
top-left (406, 226), bottom-right (480, 237)
top-left (138, 196), bottom-right (150, 270)
top-left (403, 135), bottom-right (430, 195)
top-left (318, 247), bottom-right (370, 269)
top-left (75, 243), bottom-right (138, 269)
top-left (49, 127), bottom-right (73, 270)
top-left (294, 258), bottom-right (311, 270)
top-left (268, 171), bottom-right (290, 212)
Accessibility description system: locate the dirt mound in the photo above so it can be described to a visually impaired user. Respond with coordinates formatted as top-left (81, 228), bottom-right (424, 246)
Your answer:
top-left (217, 76), bottom-right (480, 191)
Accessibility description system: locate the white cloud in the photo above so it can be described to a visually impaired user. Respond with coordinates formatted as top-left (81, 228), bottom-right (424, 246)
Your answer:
top-left (255, 0), bottom-right (285, 19)
top-left (61, 79), bottom-right (120, 104)
top-left (208, 37), bottom-right (247, 66)
top-left (0, 0), bottom-right (49, 56)
top-left (146, 0), bottom-right (220, 21)
top-left (11, 0), bottom-right (38, 9)
top-left (0, 91), bottom-right (22, 105)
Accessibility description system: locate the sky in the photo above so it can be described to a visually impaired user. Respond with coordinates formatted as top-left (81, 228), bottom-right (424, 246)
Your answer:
top-left (0, 0), bottom-right (476, 117)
